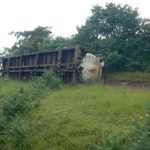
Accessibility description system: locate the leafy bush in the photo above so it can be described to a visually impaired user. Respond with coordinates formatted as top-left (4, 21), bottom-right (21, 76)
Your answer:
top-left (41, 69), bottom-right (62, 89)
top-left (126, 61), bottom-right (144, 72)
top-left (8, 118), bottom-right (32, 150)
top-left (0, 83), bottom-right (46, 148)
top-left (107, 52), bottom-right (127, 72)
top-left (0, 72), bottom-right (62, 149)
top-left (144, 61), bottom-right (150, 73)
top-left (2, 83), bottom-right (44, 121)
top-left (3, 88), bottom-right (31, 121)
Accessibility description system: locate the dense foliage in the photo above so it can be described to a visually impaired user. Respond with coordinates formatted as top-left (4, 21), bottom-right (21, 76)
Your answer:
top-left (1, 3), bottom-right (150, 72)
top-left (7, 27), bottom-right (71, 56)
top-left (8, 26), bottom-right (53, 55)
top-left (72, 3), bottom-right (150, 72)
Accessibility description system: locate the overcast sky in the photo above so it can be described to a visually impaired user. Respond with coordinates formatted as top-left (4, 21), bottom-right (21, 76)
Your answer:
top-left (0, 0), bottom-right (150, 52)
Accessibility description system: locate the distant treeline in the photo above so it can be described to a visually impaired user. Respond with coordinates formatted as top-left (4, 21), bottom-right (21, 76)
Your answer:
top-left (1, 3), bottom-right (150, 72)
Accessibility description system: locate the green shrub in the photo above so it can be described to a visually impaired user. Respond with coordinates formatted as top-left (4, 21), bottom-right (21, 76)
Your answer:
top-left (126, 61), bottom-right (144, 72)
top-left (3, 88), bottom-right (31, 121)
top-left (0, 71), bottom-right (62, 149)
top-left (41, 69), bottom-right (62, 89)
top-left (107, 52), bottom-right (127, 72)
top-left (0, 81), bottom-right (48, 149)
top-left (9, 118), bottom-right (32, 150)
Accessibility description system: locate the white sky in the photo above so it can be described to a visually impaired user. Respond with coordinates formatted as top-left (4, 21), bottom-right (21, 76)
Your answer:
top-left (0, 0), bottom-right (150, 52)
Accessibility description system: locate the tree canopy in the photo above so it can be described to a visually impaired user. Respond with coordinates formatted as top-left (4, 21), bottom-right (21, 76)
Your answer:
top-left (2, 3), bottom-right (150, 72)
top-left (73, 3), bottom-right (150, 72)
top-left (6, 26), bottom-right (72, 56)
top-left (8, 26), bottom-right (53, 55)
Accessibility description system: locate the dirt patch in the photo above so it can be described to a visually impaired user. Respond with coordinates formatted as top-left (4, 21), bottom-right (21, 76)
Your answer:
top-left (104, 80), bottom-right (150, 90)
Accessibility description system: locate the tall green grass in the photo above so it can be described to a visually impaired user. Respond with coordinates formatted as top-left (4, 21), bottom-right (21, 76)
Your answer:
top-left (0, 79), bottom-right (149, 150)
top-left (26, 84), bottom-right (150, 150)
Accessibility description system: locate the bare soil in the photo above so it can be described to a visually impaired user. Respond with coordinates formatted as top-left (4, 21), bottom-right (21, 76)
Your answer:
top-left (104, 80), bottom-right (150, 90)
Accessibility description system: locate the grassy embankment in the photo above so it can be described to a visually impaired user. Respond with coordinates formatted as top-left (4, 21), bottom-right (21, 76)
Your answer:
top-left (108, 72), bottom-right (150, 81)
top-left (0, 76), bottom-right (150, 150)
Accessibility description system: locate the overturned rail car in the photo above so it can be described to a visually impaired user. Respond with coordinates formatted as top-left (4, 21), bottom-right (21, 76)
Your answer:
top-left (1, 47), bottom-right (108, 82)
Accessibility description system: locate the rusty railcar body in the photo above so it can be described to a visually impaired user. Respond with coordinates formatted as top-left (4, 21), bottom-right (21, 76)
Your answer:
top-left (1, 47), bottom-right (108, 82)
